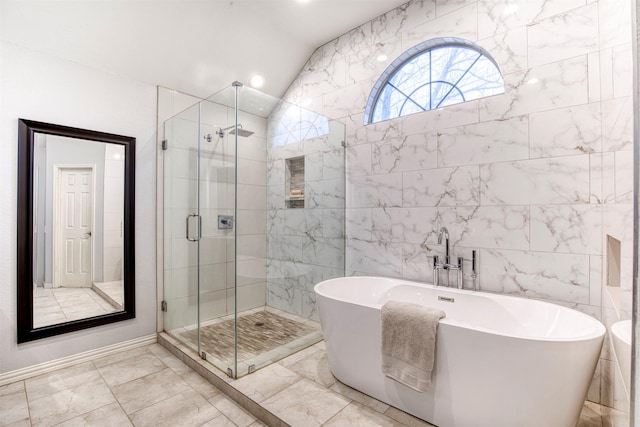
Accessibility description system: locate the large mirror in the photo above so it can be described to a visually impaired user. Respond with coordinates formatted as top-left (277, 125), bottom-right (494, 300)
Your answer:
top-left (17, 119), bottom-right (135, 343)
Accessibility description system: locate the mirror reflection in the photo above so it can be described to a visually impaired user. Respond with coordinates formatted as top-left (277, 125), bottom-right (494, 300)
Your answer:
top-left (32, 134), bottom-right (126, 328)
top-left (17, 118), bottom-right (135, 343)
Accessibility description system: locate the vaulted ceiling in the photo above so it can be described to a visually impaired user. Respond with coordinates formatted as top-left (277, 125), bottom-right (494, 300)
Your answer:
top-left (1, 0), bottom-right (409, 98)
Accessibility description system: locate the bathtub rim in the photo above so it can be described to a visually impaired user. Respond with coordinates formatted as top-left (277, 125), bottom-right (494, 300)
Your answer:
top-left (314, 276), bottom-right (606, 343)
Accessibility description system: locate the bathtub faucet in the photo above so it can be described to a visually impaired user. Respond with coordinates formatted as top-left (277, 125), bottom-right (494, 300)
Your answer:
top-left (434, 227), bottom-right (463, 289)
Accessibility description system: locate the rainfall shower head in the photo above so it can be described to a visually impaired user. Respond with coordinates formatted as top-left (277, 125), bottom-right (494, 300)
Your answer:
top-left (229, 125), bottom-right (254, 137)
top-left (215, 124), bottom-right (254, 138)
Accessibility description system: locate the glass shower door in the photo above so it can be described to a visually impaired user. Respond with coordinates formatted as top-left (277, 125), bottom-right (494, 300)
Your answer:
top-left (162, 103), bottom-right (203, 355)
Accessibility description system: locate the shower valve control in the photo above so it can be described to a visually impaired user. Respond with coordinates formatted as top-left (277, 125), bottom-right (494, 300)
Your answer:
top-left (218, 215), bottom-right (234, 229)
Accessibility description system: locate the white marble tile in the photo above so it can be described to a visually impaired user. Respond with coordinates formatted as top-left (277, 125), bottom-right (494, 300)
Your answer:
top-left (602, 97), bottom-right (633, 153)
top-left (401, 99), bottom-right (479, 135)
top-left (296, 56), bottom-right (346, 101)
top-left (478, 0), bottom-right (584, 40)
top-left (612, 44), bottom-right (632, 99)
top-left (281, 347), bottom-right (336, 388)
top-left (346, 142), bottom-right (372, 177)
top-left (614, 151), bottom-right (633, 203)
top-left (402, 243), bottom-right (438, 283)
top-left (527, 4), bottom-right (599, 68)
top-left (346, 208), bottom-right (373, 241)
top-left (530, 103), bottom-right (601, 158)
top-left (403, 166), bottom-right (480, 207)
top-left (530, 205), bottom-right (602, 255)
top-left (372, 132), bottom-right (437, 174)
top-left (96, 350), bottom-right (168, 388)
top-left (347, 113), bottom-right (402, 145)
top-left (600, 48), bottom-right (614, 101)
top-left (480, 249), bottom-right (590, 304)
top-left (439, 206), bottom-right (530, 250)
top-left (478, 26), bottom-right (528, 75)
top-left (587, 52), bottom-right (601, 103)
top-left (599, 0), bottom-right (632, 49)
top-left (346, 239), bottom-right (403, 277)
top-left (306, 178), bottom-right (344, 209)
top-left (591, 152), bottom-right (615, 204)
top-left (267, 235), bottom-right (304, 263)
top-left (479, 56), bottom-right (589, 120)
top-left (590, 255), bottom-right (603, 307)
top-left (346, 36), bottom-right (403, 85)
top-left (373, 0), bottom-right (437, 40)
top-left (438, 115), bottom-right (528, 166)
top-left (371, 207), bottom-right (438, 244)
top-left (480, 156), bottom-right (590, 205)
top-left (25, 362), bottom-right (103, 401)
top-left (602, 205), bottom-right (634, 259)
top-left (302, 237), bottom-right (345, 269)
top-left (348, 173), bottom-right (403, 208)
top-left (261, 378), bottom-right (350, 427)
top-left (329, 381), bottom-right (390, 414)
top-left (435, 0), bottom-right (468, 17)
top-left (322, 79), bottom-right (372, 120)
top-left (322, 209), bottom-right (345, 238)
top-left (403, 3), bottom-right (478, 48)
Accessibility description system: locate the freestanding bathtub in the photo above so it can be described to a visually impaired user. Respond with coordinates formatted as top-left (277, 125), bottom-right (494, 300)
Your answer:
top-left (314, 277), bottom-right (605, 427)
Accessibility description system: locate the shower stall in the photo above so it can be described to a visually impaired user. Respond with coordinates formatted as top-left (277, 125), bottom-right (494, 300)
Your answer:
top-left (160, 82), bottom-right (345, 378)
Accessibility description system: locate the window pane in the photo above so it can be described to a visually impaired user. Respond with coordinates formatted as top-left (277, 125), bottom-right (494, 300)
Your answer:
top-left (367, 39), bottom-right (504, 123)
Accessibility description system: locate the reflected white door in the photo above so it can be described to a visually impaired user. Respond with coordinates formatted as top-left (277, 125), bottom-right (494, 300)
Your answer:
top-left (57, 167), bottom-right (93, 287)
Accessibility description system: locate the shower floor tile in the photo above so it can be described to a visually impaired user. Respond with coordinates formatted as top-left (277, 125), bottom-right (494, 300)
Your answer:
top-left (173, 308), bottom-right (322, 376)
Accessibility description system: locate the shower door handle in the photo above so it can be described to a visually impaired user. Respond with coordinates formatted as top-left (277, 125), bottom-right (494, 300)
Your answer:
top-left (186, 213), bottom-right (201, 242)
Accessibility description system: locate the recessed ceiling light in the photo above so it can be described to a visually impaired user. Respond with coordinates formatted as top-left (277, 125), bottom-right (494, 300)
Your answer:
top-left (376, 54), bottom-right (388, 62)
top-left (250, 74), bottom-right (264, 88)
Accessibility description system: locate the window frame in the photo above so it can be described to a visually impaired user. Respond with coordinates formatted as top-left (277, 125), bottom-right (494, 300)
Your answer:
top-left (364, 37), bottom-right (504, 125)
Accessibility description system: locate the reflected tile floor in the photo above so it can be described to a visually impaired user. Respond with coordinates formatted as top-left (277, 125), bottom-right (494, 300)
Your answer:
top-left (32, 286), bottom-right (120, 328)
top-left (0, 340), bottom-right (629, 427)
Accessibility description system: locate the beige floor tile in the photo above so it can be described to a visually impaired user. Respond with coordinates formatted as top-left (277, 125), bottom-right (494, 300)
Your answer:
top-left (601, 405), bottom-right (630, 427)
top-left (200, 414), bottom-right (240, 427)
top-left (383, 407), bottom-right (436, 427)
top-left (323, 402), bottom-right (400, 426)
top-left (282, 348), bottom-right (336, 388)
top-left (0, 382), bottom-right (30, 426)
top-left (232, 363), bottom-right (301, 403)
top-left (261, 378), bottom-right (350, 427)
top-left (209, 394), bottom-right (257, 427)
top-left (25, 362), bottom-right (101, 401)
top-left (130, 389), bottom-right (220, 427)
top-left (329, 381), bottom-right (390, 414)
top-left (182, 370), bottom-right (222, 400)
top-left (97, 351), bottom-right (167, 387)
top-left (28, 377), bottom-right (116, 427)
top-left (55, 402), bottom-right (132, 427)
top-left (111, 368), bottom-right (191, 414)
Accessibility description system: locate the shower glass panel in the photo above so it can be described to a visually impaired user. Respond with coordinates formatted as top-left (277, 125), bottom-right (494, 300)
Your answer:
top-left (162, 83), bottom-right (345, 378)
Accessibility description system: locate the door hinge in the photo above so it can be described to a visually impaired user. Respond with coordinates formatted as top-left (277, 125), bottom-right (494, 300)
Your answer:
top-left (161, 139), bottom-right (168, 150)
top-left (161, 300), bottom-right (167, 312)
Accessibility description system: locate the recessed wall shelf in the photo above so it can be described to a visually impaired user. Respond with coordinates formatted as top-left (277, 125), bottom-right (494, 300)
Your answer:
top-left (286, 156), bottom-right (304, 209)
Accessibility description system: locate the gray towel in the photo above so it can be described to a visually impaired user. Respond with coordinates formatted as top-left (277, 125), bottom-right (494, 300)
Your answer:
top-left (381, 301), bottom-right (446, 392)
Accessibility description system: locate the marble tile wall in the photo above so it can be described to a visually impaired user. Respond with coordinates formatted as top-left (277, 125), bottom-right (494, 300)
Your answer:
top-left (279, 0), bottom-right (633, 412)
top-left (161, 90), bottom-right (268, 332)
top-left (265, 106), bottom-right (346, 320)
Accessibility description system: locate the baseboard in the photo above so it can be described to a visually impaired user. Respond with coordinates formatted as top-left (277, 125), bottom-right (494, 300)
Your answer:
top-left (0, 334), bottom-right (157, 386)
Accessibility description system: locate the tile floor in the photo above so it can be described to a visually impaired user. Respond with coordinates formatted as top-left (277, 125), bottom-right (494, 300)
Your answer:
top-left (0, 339), bottom-right (629, 427)
top-left (33, 286), bottom-right (120, 328)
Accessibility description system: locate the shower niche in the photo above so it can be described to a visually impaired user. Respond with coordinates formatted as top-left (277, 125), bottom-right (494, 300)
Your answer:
top-left (285, 156), bottom-right (304, 209)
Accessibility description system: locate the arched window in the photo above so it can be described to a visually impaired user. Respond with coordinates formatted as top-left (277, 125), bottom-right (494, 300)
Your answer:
top-left (365, 38), bottom-right (504, 124)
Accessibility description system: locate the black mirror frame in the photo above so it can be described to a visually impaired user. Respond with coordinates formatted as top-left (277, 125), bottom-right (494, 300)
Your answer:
top-left (17, 119), bottom-right (136, 343)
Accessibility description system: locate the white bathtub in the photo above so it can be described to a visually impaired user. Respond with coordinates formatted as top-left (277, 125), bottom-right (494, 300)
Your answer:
top-left (314, 277), bottom-right (605, 427)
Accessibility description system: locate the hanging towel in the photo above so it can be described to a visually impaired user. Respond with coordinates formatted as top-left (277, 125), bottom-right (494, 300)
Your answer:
top-left (381, 301), bottom-right (446, 392)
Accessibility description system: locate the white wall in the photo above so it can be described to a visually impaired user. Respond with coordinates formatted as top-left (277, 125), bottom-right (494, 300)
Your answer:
top-left (281, 0), bottom-right (633, 414)
top-left (0, 42), bottom-right (158, 373)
